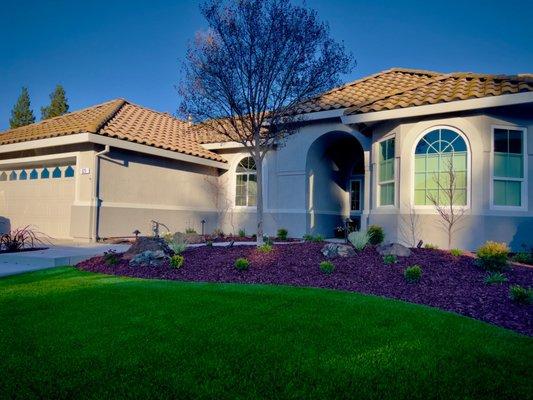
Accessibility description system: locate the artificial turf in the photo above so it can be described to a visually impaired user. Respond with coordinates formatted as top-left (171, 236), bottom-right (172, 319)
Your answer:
top-left (0, 267), bottom-right (531, 399)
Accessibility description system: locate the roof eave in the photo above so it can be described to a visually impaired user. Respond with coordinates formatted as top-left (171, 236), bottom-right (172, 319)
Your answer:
top-left (0, 132), bottom-right (229, 170)
top-left (341, 92), bottom-right (533, 125)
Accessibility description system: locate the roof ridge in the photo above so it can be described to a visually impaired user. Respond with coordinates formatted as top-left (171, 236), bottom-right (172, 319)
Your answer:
top-left (91, 99), bottom-right (127, 133)
top-left (344, 73), bottom-right (453, 115)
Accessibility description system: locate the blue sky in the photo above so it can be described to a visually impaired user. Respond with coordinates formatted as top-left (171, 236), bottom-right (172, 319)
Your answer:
top-left (1, 0), bottom-right (532, 130)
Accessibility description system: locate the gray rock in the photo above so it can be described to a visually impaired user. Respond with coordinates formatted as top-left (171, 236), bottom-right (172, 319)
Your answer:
top-left (173, 232), bottom-right (204, 245)
top-left (123, 237), bottom-right (173, 260)
top-left (377, 243), bottom-right (411, 257)
top-left (129, 250), bottom-right (169, 267)
top-left (321, 243), bottom-right (357, 259)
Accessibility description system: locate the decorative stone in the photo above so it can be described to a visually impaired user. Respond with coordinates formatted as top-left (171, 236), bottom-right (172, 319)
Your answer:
top-left (173, 232), bottom-right (204, 245)
top-left (129, 250), bottom-right (168, 267)
top-left (377, 243), bottom-right (411, 257)
top-left (321, 243), bottom-right (357, 259)
top-left (123, 236), bottom-right (173, 260)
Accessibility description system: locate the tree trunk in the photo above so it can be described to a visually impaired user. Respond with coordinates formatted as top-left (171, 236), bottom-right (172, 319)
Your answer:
top-left (255, 155), bottom-right (264, 245)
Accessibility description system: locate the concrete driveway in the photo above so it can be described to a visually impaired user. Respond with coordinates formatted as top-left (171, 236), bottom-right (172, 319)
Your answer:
top-left (0, 243), bottom-right (129, 278)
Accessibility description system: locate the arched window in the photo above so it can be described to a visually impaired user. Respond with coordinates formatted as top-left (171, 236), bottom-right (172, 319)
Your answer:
top-left (30, 169), bottom-right (38, 180)
top-left (0, 172), bottom-right (7, 181)
top-left (41, 168), bottom-right (50, 179)
top-left (235, 157), bottom-right (257, 206)
top-left (414, 128), bottom-right (468, 206)
top-left (19, 170), bottom-right (28, 180)
top-left (64, 166), bottom-right (75, 178)
top-left (9, 171), bottom-right (17, 181)
top-left (52, 167), bottom-right (62, 178)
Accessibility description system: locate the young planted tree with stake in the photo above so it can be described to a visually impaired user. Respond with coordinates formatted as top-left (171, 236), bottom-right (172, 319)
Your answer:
top-left (179, 0), bottom-right (352, 243)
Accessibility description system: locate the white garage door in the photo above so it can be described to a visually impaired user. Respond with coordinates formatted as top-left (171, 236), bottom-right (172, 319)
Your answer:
top-left (0, 166), bottom-right (76, 239)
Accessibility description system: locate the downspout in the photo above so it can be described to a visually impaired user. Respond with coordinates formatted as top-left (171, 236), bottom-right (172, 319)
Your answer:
top-left (91, 145), bottom-right (110, 242)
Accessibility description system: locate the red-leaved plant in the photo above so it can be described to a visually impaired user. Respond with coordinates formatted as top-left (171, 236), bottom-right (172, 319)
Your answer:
top-left (0, 226), bottom-right (44, 252)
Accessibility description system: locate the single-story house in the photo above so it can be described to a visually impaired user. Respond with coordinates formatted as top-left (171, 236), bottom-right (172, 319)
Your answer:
top-left (0, 68), bottom-right (532, 249)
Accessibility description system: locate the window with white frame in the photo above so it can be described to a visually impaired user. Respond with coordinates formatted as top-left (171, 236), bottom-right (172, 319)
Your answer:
top-left (378, 138), bottom-right (395, 206)
top-left (492, 127), bottom-right (526, 207)
top-left (414, 128), bottom-right (468, 206)
top-left (235, 157), bottom-right (257, 207)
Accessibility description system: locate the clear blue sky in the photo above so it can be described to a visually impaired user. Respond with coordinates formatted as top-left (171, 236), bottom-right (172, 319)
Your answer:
top-left (1, 0), bottom-right (532, 130)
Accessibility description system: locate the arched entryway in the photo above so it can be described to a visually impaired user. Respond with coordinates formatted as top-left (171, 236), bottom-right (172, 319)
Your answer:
top-left (305, 131), bottom-right (367, 237)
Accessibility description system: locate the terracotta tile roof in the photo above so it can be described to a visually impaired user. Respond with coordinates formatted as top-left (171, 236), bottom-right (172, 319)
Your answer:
top-left (345, 72), bottom-right (533, 115)
top-left (0, 99), bottom-right (226, 163)
top-left (295, 68), bottom-right (440, 113)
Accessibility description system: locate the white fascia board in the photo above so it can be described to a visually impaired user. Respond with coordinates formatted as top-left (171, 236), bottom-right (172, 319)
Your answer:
top-left (297, 108), bottom-right (346, 121)
top-left (341, 92), bottom-right (533, 124)
top-left (202, 141), bottom-right (244, 150)
top-left (0, 152), bottom-right (78, 168)
top-left (0, 132), bottom-right (228, 170)
top-left (87, 134), bottom-right (229, 170)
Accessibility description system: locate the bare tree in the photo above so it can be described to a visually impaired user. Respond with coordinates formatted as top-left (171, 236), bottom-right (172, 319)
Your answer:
top-left (426, 158), bottom-right (467, 249)
top-left (179, 0), bottom-right (352, 243)
top-left (399, 203), bottom-right (421, 248)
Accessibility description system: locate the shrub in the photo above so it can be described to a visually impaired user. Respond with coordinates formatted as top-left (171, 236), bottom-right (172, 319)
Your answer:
top-left (103, 250), bottom-right (118, 266)
top-left (303, 234), bottom-right (324, 243)
top-left (257, 243), bottom-right (273, 253)
top-left (169, 241), bottom-right (187, 255)
top-left (509, 285), bottom-right (533, 305)
top-left (512, 252), bottom-right (533, 265)
top-left (383, 254), bottom-right (397, 265)
top-left (319, 261), bottom-right (335, 275)
top-left (206, 240), bottom-right (213, 247)
top-left (0, 226), bottom-right (43, 252)
top-left (234, 258), bottom-right (250, 270)
top-left (264, 236), bottom-right (274, 245)
top-left (162, 232), bottom-right (173, 243)
top-left (212, 228), bottom-right (224, 237)
top-left (238, 229), bottom-right (246, 238)
top-left (348, 231), bottom-right (369, 251)
top-left (277, 228), bottom-right (288, 241)
top-left (367, 225), bottom-right (385, 245)
top-left (185, 227), bottom-right (197, 234)
top-left (483, 272), bottom-right (508, 285)
top-left (424, 243), bottom-right (439, 249)
top-left (404, 265), bottom-right (422, 283)
top-left (450, 248), bottom-right (463, 257)
top-left (170, 254), bottom-right (184, 269)
top-left (476, 241), bottom-right (509, 271)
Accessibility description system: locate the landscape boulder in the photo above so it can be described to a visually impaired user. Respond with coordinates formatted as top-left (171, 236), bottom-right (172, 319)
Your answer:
top-left (377, 243), bottom-right (411, 257)
top-left (122, 236), bottom-right (173, 260)
top-left (129, 250), bottom-right (168, 267)
top-left (321, 243), bottom-right (357, 259)
top-left (172, 232), bottom-right (204, 245)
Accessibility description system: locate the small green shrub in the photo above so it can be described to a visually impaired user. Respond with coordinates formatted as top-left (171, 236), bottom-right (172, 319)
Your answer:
top-left (185, 227), bottom-right (197, 234)
top-left (348, 231), bottom-right (369, 251)
top-left (476, 241), bottom-right (509, 271)
top-left (319, 261), bottom-right (335, 275)
top-left (162, 232), bottom-right (174, 243)
top-left (383, 254), bottom-right (397, 265)
top-left (367, 225), bottom-right (385, 245)
top-left (509, 285), bottom-right (533, 305)
top-left (103, 250), bottom-right (118, 266)
top-left (512, 252), bottom-right (533, 265)
top-left (234, 258), bottom-right (250, 271)
top-left (424, 243), bottom-right (439, 249)
top-left (238, 229), bottom-right (246, 238)
top-left (404, 265), bottom-right (422, 283)
top-left (170, 241), bottom-right (187, 255)
top-left (450, 248), bottom-right (463, 257)
top-left (483, 272), bottom-right (508, 285)
top-left (170, 254), bottom-right (184, 269)
top-left (264, 236), bottom-right (274, 245)
top-left (277, 228), bottom-right (288, 241)
top-left (303, 234), bottom-right (324, 243)
top-left (257, 243), bottom-right (273, 253)
top-left (206, 240), bottom-right (213, 247)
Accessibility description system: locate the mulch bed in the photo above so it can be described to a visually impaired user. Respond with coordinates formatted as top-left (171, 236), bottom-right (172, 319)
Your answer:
top-left (77, 243), bottom-right (533, 336)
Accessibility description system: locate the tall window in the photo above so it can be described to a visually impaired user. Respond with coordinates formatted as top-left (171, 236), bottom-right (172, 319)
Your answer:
top-left (350, 179), bottom-right (362, 211)
top-left (493, 127), bottom-right (525, 207)
top-left (378, 138), bottom-right (395, 206)
top-left (414, 128), bottom-right (467, 206)
top-left (235, 157), bottom-right (257, 206)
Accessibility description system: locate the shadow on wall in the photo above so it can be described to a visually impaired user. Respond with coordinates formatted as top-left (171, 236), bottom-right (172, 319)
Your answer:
top-left (510, 220), bottom-right (533, 251)
top-left (0, 217), bottom-right (10, 234)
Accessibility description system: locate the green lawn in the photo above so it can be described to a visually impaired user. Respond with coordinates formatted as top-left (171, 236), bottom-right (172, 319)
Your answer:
top-left (0, 267), bottom-right (531, 399)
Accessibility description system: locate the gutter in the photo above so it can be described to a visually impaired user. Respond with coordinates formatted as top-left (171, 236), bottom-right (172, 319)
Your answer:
top-left (91, 145), bottom-right (110, 242)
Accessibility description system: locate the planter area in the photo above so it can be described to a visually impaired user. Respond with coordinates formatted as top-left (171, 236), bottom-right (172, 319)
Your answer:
top-left (77, 242), bottom-right (533, 335)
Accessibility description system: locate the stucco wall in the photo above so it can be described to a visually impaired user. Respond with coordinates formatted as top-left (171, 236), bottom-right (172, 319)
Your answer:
top-left (97, 148), bottom-right (220, 237)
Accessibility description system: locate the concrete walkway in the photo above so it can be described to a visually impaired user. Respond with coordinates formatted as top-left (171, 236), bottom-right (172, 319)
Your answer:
top-left (0, 243), bottom-right (129, 278)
